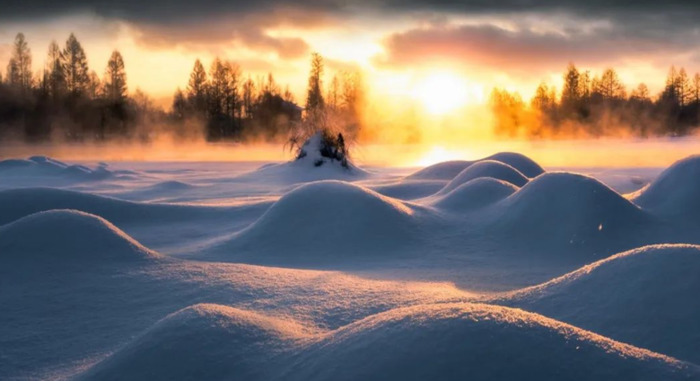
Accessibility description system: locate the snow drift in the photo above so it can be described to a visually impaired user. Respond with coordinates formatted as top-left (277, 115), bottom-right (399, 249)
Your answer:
top-left (291, 303), bottom-right (696, 381)
top-left (485, 152), bottom-right (544, 178)
top-left (430, 177), bottom-right (519, 212)
top-left (211, 180), bottom-right (419, 262)
top-left (498, 244), bottom-right (700, 365)
top-left (76, 304), bottom-right (310, 381)
top-left (406, 160), bottom-right (473, 180)
top-left (369, 179), bottom-right (446, 200)
top-left (437, 160), bottom-right (528, 195)
top-left (632, 155), bottom-right (700, 220)
top-left (0, 187), bottom-right (235, 226)
top-left (78, 302), bottom-right (698, 381)
top-left (487, 172), bottom-right (653, 251)
top-left (0, 155), bottom-right (127, 180)
top-left (407, 152), bottom-right (544, 181)
top-left (238, 133), bottom-right (369, 183)
top-left (0, 209), bottom-right (159, 262)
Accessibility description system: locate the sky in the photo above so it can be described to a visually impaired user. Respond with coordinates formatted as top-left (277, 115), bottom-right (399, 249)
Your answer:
top-left (1, 1), bottom-right (699, 109)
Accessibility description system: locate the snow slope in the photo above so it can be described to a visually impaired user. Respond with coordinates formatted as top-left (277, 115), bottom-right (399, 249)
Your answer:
top-left (2, 152), bottom-right (700, 380)
top-left (484, 172), bottom-right (656, 255)
top-left (77, 303), bottom-right (698, 381)
top-left (406, 152), bottom-right (544, 180)
top-left (496, 244), bottom-right (700, 365)
top-left (436, 159), bottom-right (528, 194)
top-left (632, 155), bottom-right (700, 220)
top-left (235, 133), bottom-right (370, 184)
top-left (0, 156), bottom-right (130, 181)
top-left (0, 209), bottom-right (159, 262)
top-left (209, 180), bottom-right (422, 263)
top-left (430, 177), bottom-right (519, 212)
top-left (76, 304), bottom-right (312, 381)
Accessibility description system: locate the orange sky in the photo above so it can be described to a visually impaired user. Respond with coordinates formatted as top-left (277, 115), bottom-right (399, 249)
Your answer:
top-left (2, 6), bottom-right (698, 111)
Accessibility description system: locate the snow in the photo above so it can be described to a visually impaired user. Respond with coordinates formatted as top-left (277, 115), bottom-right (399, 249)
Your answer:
top-left (436, 159), bottom-right (528, 194)
top-left (484, 172), bottom-right (654, 254)
top-left (429, 177), bottom-right (518, 212)
top-left (206, 180), bottom-right (421, 264)
top-left (0, 209), bottom-right (159, 262)
top-left (78, 303), bottom-right (698, 381)
top-left (496, 244), bottom-right (700, 365)
top-left (405, 152), bottom-right (544, 181)
top-left (2, 148), bottom-right (700, 380)
top-left (632, 155), bottom-right (700, 220)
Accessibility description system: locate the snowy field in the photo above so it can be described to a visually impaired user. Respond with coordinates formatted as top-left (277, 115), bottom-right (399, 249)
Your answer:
top-left (2, 145), bottom-right (700, 380)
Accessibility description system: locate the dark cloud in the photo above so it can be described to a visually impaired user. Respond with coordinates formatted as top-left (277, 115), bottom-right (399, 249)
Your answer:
top-left (4, 0), bottom-right (700, 24)
top-left (128, 9), bottom-right (320, 59)
top-left (2, 0), bottom-right (699, 61)
top-left (375, 20), bottom-right (700, 75)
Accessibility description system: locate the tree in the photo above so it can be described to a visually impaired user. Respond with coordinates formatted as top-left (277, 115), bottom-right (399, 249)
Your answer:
top-left (172, 88), bottom-right (188, 120)
top-left (87, 70), bottom-right (101, 99)
top-left (693, 73), bottom-right (700, 105)
top-left (208, 58), bottom-right (227, 116)
top-left (242, 76), bottom-right (255, 119)
top-left (262, 73), bottom-right (279, 95)
top-left (224, 61), bottom-right (241, 121)
top-left (595, 68), bottom-right (626, 100)
top-left (61, 33), bottom-right (90, 94)
top-left (676, 68), bottom-right (692, 106)
top-left (46, 40), bottom-right (65, 98)
top-left (187, 59), bottom-right (208, 115)
top-left (305, 52), bottom-right (325, 113)
top-left (630, 83), bottom-right (650, 102)
top-left (10, 33), bottom-right (32, 90)
top-left (490, 88), bottom-right (525, 137)
top-left (103, 50), bottom-right (127, 102)
top-left (327, 75), bottom-right (339, 110)
top-left (283, 85), bottom-right (295, 103)
top-left (5, 59), bottom-right (19, 86)
top-left (560, 63), bottom-right (581, 110)
top-left (340, 70), bottom-right (364, 137)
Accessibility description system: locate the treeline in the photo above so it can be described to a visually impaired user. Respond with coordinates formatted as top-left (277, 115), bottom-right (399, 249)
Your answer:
top-left (0, 33), bottom-right (163, 141)
top-left (490, 64), bottom-right (700, 138)
top-left (172, 52), bottom-right (364, 142)
top-left (0, 32), bottom-right (365, 143)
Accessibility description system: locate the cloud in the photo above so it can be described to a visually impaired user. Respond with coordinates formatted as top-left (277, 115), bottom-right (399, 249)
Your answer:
top-left (375, 20), bottom-right (700, 76)
top-left (3, 0), bottom-right (700, 66)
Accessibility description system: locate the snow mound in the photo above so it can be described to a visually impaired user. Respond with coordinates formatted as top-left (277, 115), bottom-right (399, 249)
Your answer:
top-left (437, 160), bottom-right (528, 194)
top-left (405, 160), bottom-right (473, 180)
top-left (238, 134), bottom-right (369, 183)
top-left (485, 152), bottom-right (545, 178)
top-left (145, 180), bottom-right (194, 191)
top-left (215, 180), bottom-right (418, 262)
top-left (406, 152), bottom-right (544, 181)
top-left (431, 178), bottom-right (518, 212)
top-left (0, 156), bottom-right (115, 180)
top-left (78, 303), bottom-right (697, 381)
top-left (291, 303), bottom-right (695, 381)
top-left (370, 179), bottom-right (446, 200)
top-left (632, 155), bottom-right (700, 219)
top-left (77, 304), bottom-right (309, 381)
top-left (0, 187), bottom-right (229, 226)
top-left (489, 172), bottom-right (652, 248)
top-left (500, 244), bottom-right (700, 365)
top-left (0, 209), bottom-right (158, 262)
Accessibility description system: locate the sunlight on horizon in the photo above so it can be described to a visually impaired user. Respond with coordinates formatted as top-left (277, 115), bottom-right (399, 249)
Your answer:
top-left (410, 72), bottom-right (482, 115)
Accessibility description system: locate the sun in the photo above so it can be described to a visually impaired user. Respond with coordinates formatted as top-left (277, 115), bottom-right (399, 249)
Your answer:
top-left (411, 72), bottom-right (471, 115)
top-left (416, 146), bottom-right (466, 166)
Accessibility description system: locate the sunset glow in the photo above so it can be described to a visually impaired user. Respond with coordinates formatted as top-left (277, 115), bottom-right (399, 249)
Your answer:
top-left (411, 72), bottom-right (472, 115)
